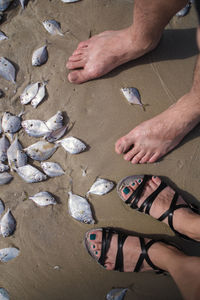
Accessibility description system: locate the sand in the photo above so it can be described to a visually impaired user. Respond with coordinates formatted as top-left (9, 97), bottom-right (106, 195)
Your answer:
top-left (0, 0), bottom-right (199, 299)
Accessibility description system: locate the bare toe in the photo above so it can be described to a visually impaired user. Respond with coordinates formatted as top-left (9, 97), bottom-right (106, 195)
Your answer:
top-left (67, 59), bottom-right (86, 70)
top-left (115, 136), bottom-right (134, 154)
top-left (131, 151), bottom-right (145, 164)
top-left (123, 147), bottom-right (139, 161)
top-left (77, 40), bottom-right (89, 49)
top-left (68, 69), bottom-right (94, 84)
top-left (139, 152), bottom-right (152, 164)
top-left (148, 152), bottom-right (161, 163)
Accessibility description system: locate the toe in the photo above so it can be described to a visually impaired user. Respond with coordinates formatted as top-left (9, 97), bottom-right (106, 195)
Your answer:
top-left (151, 175), bottom-right (162, 186)
top-left (68, 68), bottom-right (98, 84)
top-left (115, 136), bottom-right (134, 154)
top-left (148, 152), bottom-right (161, 163)
top-left (123, 147), bottom-right (139, 161)
top-left (131, 151), bottom-right (145, 164)
top-left (120, 185), bottom-right (134, 201)
top-left (67, 59), bottom-right (86, 70)
top-left (77, 40), bottom-right (89, 49)
top-left (68, 54), bottom-right (85, 62)
top-left (104, 262), bottom-right (114, 270)
top-left (139, 152), bottom-right (152, 164)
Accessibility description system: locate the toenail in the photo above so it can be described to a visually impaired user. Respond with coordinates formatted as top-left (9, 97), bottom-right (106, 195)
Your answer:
top-left (93, 245), bottom-right (95, 248)
top-left (90, 234), bottom-right (96, 240)
top-left (132, 182), bottom-right (135, 186)
top-left (153, 176), bottom-right (157, 178)
top-left (123, 187), bottom-right (130, 195)
top-left (138, 179), bottom-right (142, 183)
top-left (95, 251), bottom-right (98, 255)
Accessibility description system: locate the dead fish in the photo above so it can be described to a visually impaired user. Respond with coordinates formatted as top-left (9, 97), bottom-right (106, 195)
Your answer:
top-left (45, 124), bottom-right (68, 143)
top-left (0, 162), bottom-right (9, 172)
top-left (2, 111), bottom-right (22, 134)
top-left (16, 164), bottom-right (47, 183)
top-left (121, 87), bottom-right (144, 109)
top-left (0, 57), bottom-right (15, 83)
top-left (42, 20), bottom-right (63, 36)
top-left (7, 135), bottom-right (23, 171)
top-left (176, 2), bottom-right (191, 17)
top-left (0, 209), bottom-right (16, 237)
top-left (0, 288), bottom-right (9, 300)
top-left (24, 141), bottom-right (59, 161)
top-left (56, 136), bottom-right (86, 154)
top-left (0, 172), bottom-right (12, 185)
top-left (68, 192), bottom-right (95, 224)
top-left (106, 288), bottom-right (128, 300)
top-left (22, 119), bottom-right (51, 138)
top-left (16, 149), bottom-right (27, 167)
top-left (0, 0), bottom-right (13, 12)
top-left (0, 199), bottom-right (5, 216)
top-left (41, 161), bottom-right (65, 177)
top-left (45, 111), bottom-right (64, 131)
top-left (32, 45), bottom-right (48, 66)
top-left (87, 178), bottom-right (115, 195)
top-left (0, 134), bottom-right (10, 162)
top-left (29, 191), bottom-right (56, 206)
top-left (0, 247), bottom-right (20, 262)
top-left (0, 31), bottom-right (8, 41)
top-left (61, 0), bottom-right (80, 2)
top-left (20, 82), bottom-right (39, 105)
top-left (31, 81), bottom-right (47, 108)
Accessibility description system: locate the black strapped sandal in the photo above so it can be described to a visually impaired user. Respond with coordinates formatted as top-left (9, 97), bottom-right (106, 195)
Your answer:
top-left (85, 227), bottom-right (167, 273)
top-left (117, 175), bottom-right (199, 242)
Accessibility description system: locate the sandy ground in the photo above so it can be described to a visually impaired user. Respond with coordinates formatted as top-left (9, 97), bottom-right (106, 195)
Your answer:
top-left (0, 0), bottom-right (200, 299)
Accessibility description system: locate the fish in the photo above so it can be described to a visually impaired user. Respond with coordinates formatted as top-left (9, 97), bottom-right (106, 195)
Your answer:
top-left (31, 81), bottom-right (47, 108)
top-left (41, 161), bottom-right (65, 177)
top-left (45, 124), bottom-right (68, 143)
top-left (20, 82), bottom-right (39, 105)
top-left (121, 87), bottom-right (144, 109)
top-left (0, 199), bottom-right (5, 216)
top-left (106, 288), bottom-right (128, 300)
top-left (1, 111), bottom-right (22, 134)
top-left (68, 192), bottom-right (95, 224)
top-left (0, 163), bottom-right (9, 172)
top-left (29, 191), bottom-right (57, 206)
top-left (176, 2), bottom-right (191, 17)
top-left (0, 57), bottom-right (15, 83)
top-left (56, 136), bottom-right (86, 154)
top-left (22, 119), bottom-right (51, 138)
top-left (0, 172), bottom-right (13, 185)
top-left (42, 20), bottom-right (64, 36)
top-left (0, 31), bottom-right (8, 41)
top-left (0, 288), bottom-right (9, 300)
top-left (0, 247), bottom-right (20, 262)
top-left (16, 149), bottom-right (27, 168)
top-left (16, 164), bottom-right (47, 183)
top-left (24, 141), bottom-right (59, 161)
top-left (32, 45), bottom-right (48, 66)
top-left (0, 209), bottom-right (16, 237)
top-left (7, 135), bottom-right (23, 171)
top-left (0, 0), bottom-right (13, 12)
top-left (0, 134), bottom-right (10, 162)
top-left (61, 0), bottom-right (80, 2)
top-left (45, 111), bottom-right (64, 131)
top-left (87, 178), bottom-right (115, 195)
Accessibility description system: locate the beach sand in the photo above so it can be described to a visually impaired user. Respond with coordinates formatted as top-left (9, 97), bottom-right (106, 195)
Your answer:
top-left (0, 0), bottom-right (200, 299)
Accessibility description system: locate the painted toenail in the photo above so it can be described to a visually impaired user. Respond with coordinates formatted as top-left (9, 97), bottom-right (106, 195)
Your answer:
top-left (138, 179), bottom-right (142, 183)
top-left (93, 245), bottom-right (95, 248)
top-left (90, 234), bottom-right (96, 240)
top-left (123, 187), bottom-right (130, 195)
top-left (95, 251), bottom-right (98, 255)
top-left (153, 176), bottom-right (157, 178)
top-left (132, 182), bottom-right (135, 186)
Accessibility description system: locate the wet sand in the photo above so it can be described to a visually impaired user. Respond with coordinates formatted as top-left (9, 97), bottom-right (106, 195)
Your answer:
top-left (0, 0), bottom-right (200, 299)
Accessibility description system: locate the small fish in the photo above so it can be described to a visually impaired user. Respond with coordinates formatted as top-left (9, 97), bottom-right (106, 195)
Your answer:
top-left (0, 31), bottom-right (8, 41)
top-left (0, 247), bottom-right (20, 262)
top-left (68, 192), bottom-right (95, 224)
top-left (56, 136), bottom-right (86, 154)
top-left (0, 209), bottom-right (16, 237)
top-left (0, 163), bottom-right (9, 172)
top-left (0, 0), bottom-right (13, 12)
top-left (22, 119), bottom-right (51, 138)
top-left (106, 288), bottom-right (128, 300)
top-left (29, 191), bottom-right (57, 206)
top-left (61, 0), bottom-right (80, 2)
top-left (16, 149), bottom-right (27, 168)
top-left (45, 124), bottom-right (68, 143)
top-left (0, 57), bottom-right (15, 83)
top-left (0, 172), bottom-right (13, 185)
top-left (16, 164), bottom-right (47, 183)
top-left (20, 82), bottom-right (39, 105)
top-left (0, 134), bottom-right (10, 162)
top-left (41, 161), bottom-right (65, 177)
top-left (87, 178), bottom-right (115, 195)
top-left (32, 45), bottom-right (48, 66)
top-left (0, 199), bottom-right (5, 216)
top-left (31, 81), bottom-right (47, 108)
top-left (45, 111), bottom-right (64, 131)
top-left (176, 2), bottom-right (191, 17)
top-left (121, 87), bottom-right (144, 109)
top-left (42, 20), bottom-right (64, 36)
top-left (7, 135), bottom-right (23, 171)
top-left (0, 288), bottom-right (9, 300)
top-left (2, 111), bottom-right (22, 134)
top-left (24, 141), bottom-right (59, 161)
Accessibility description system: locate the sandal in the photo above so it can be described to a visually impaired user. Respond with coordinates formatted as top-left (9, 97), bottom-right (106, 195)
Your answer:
top-left (85, 227), bottom-right (173, 273)
top-left (117, 175), bottom-right (198, 242)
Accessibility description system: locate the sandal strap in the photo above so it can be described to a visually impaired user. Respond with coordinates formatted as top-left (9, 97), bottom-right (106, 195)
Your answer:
top-left (98, 228), bottom-right (113, 266)
top-left (114, 232), bottom-right (128, 272)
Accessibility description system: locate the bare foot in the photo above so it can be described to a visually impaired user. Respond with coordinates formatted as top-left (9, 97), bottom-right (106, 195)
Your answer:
top-left (115, 93), bottom-right (200, 163)
top-left (66, 27), bottom-right (160, 84)
top-left (119, 175), bottom-right (200, 241)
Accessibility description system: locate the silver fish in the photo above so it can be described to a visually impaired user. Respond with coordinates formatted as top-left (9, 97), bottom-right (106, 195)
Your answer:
top-left (0, 209), bottom-right (16, 237)
top-left (0, 199), bottom-right (5, 216)
top-left (7, 135), bottom-right (23, 171)
top-left (61, 0), bottom-right (80, 2)
top-left (31, 81), bottom-right (47, 108)
top-left (176, 2), bottom-right (191, 17)
top-left (22, 119), bottom-right (51, 138)
top-left (45, 111), bottom-right (64, 131)
top-left (41, 161), bottom-right (65, 177)
top-left (0, 163), bottom-right (9, 172)
top-left (29, 191), bottom-right (57, 206)
top-left (16, 164), bottom-right (47, 183)
top-left (0, 134), bottom-right (10, 162)
top-left (0, 57), bottom-right (15, 83)
top-left (0, 172), bottom-right (12, 185)
top-left (20, 82), bottom-right (39, 105)
top-left (106, 288), bottom-right (128, 300)
top-left (16, 149), bottom-right (27, 167)
top-left (87, 178), bottom-right (115, 195)
top-left (56, 136), bottom-right (86, 154)
top-left (0, 288), bottom-right (9, 300)
top-left (2, 111), bottom-right (22, 134)
top-left (68, 192), bottom-right (95, 224)
top-left (24, 141), bottom-right (59, 161)
top-left (0, 247), bottom-right (20, 262)
top-left (0, 31), bottom-right (8, 41)
top-left (32, 45), bottom-right (48, 66)
top-left (42, 20), bottom-right (63, 36)
top-left (45, 124), bottom-right (68, 143)
top-left (121, 87), bottom-right (144, 109)
top-left (0, 0), bottom-right (13, 12)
